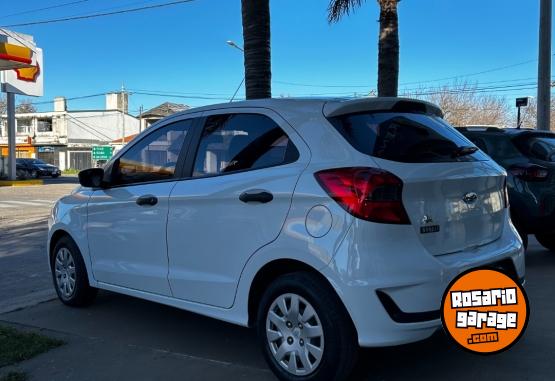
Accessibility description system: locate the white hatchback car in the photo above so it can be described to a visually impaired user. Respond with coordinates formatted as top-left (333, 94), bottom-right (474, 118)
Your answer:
top-left (48, 98), bottom-right (524, 381)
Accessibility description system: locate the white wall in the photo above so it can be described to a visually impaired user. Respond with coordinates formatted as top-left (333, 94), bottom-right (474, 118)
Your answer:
top-left (66, 111), bottom-right (139, 144)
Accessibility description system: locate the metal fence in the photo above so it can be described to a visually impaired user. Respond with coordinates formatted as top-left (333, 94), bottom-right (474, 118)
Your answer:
top-left (69, 151), bottom-right (92, 170)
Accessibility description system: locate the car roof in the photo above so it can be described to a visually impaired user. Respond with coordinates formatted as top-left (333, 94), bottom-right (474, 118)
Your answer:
top-left (456, 126), bottom-right (555, 136)
top-left (171, 97), bottom-right (444, 119)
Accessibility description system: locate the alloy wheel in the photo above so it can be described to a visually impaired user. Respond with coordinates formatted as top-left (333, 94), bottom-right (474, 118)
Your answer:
top-left (266, 293), bottom-right (325, 376)
top-left (54, 247), bottom-right (77, 299)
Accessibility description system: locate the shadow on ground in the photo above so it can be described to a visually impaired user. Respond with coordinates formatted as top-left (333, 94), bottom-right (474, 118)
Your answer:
top-left (1, 240), bottom-right (554, 380)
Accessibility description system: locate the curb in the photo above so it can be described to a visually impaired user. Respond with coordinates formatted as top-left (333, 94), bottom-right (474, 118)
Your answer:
top-left (0, 179), bottom-right (44, 187)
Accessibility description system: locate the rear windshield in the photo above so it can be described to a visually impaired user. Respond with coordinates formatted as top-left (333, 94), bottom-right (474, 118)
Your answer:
top-left (328, 112), bottom-right (486, 163)
top-left (514, 134), bottom-right (555, 162)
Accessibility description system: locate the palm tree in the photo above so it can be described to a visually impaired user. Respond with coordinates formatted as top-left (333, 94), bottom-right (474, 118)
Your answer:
top-left (241, 0), bottom-right (272, 99)
top-left (328, 0), bottom-right (400, 97)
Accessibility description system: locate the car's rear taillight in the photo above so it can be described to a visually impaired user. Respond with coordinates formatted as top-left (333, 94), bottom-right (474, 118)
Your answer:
top-left (508, 164), bottom-right (549, 182)
top-left (315, 167), bottom-right (410, 224)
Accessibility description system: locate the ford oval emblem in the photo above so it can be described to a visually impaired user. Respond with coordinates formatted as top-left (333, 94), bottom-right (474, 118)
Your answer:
top-left (463, 192), bottom-right (478, 204)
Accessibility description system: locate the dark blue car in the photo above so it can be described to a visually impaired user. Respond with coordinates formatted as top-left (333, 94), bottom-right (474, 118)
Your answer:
top-left (457, 126), bottom-right (555, 251)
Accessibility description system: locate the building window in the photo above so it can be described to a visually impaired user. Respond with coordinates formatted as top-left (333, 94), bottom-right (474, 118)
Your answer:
top-left (17, 119), bottom-right (32, 134)
top-left (37, 119), bottom-right (53, 132)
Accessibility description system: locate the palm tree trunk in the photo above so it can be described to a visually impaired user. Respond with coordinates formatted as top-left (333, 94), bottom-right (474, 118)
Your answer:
top-left (241, 0), bottom-right (272, 99)
top-left (377, 0), bottom-right (399, 97)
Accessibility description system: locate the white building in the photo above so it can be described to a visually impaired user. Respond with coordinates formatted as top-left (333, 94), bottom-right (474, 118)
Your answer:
top-left (0, 92), bottom-right (139, 170)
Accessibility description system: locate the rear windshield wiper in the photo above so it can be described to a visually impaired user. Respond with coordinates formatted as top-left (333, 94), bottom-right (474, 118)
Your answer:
top-left (452, 146), bottom-right (479, 158)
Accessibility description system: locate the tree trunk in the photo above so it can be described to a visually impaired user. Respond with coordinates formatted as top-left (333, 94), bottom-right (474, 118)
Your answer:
top-left (241, 0), bottom-right (272, 99)
top-left (377, 0), bottom-right (399, 97)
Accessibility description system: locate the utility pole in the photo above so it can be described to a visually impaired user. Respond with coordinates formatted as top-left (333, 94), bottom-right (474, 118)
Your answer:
top-left (6, 92), bottom-right (16, 180)
top-left (139, 105), bottom-right (143, 133)
top-left (537, 0), bottom-right (552, 131)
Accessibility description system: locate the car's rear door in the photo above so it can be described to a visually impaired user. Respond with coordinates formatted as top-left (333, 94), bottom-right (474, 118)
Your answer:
top-left (87, 117), bottom-right (197, 295)
top-left (166, 109), bottom-right (309, 308)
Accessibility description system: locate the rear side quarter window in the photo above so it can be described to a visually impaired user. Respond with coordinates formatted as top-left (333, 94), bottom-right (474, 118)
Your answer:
top-left (514, 134), bottom-right (555, 163)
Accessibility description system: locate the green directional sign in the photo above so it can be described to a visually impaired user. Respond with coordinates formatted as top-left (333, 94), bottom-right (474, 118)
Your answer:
top-left (92, 145), bottom-right (113, 161)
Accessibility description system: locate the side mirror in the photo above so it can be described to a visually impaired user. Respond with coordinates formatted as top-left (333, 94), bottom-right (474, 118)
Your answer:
top-left (78, 168), bottom-right (105, 188)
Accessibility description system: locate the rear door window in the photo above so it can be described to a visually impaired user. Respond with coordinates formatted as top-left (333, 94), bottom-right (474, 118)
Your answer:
top-left (192, 113), bottom-right (299, 177)
top-left (329, 112), bottom-right (486, 163)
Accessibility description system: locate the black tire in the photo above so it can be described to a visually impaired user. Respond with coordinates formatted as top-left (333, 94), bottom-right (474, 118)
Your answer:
top-left (535, 232), bottom-right (555, 252)
top-left (520, 231), bottom-right (529, 251)
top-left (51, 174), bottom-right (60, 178)
top-left (50, 236), bottom-right (97, 307)
top-left (256, 272), bottom-right (358, 381)
top-left (514, 225), bottom-right (528, 251)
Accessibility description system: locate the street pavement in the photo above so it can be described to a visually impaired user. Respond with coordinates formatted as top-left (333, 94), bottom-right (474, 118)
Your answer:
top-left (1, 179), bottom-right (554, 380)
top-left (0, 177), bottom-right (78, 314)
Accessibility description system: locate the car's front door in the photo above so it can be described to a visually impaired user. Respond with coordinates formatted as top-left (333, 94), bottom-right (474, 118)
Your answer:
top-left (87, 118), bottom-right (196, 295)
top-left (167, 110), bottom-right (309, 308)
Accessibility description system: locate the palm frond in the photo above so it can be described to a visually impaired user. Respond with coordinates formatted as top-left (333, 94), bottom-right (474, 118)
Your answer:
top-left (327, 0), bottom-right (364, 23)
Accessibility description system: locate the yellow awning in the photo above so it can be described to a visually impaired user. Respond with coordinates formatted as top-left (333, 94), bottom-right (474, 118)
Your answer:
top-left (0, 42), bottom-right (33, 70)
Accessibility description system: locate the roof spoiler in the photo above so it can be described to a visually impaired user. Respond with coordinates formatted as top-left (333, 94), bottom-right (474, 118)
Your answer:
top-left (323, 97), bottom-right (443, 118)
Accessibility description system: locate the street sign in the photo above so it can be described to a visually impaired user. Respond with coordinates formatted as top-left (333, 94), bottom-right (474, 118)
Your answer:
top-left (92, 146), bottom-right (113, 160)
top-left (516, 97), bottom-right (529, 107)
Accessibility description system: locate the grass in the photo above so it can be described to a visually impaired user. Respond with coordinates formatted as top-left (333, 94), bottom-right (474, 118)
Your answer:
top-left (0, 326), bottom-right (64, 368)
top-left (0, 372), bottom-right (26, 381)
top-left (62, 169), bottom-right (80, 175)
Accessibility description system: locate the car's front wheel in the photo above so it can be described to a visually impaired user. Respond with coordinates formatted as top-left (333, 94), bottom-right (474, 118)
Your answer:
top-left (51, 236), bottom-right (97, 306)
top-left (256, 272), bottom-right (358, 381)
top-left (535, 232), bottom-right (555, 252)
top-left (30, 169), bottom-right (39, 178)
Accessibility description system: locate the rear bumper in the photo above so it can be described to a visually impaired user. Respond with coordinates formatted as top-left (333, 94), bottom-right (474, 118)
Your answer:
top-left (321, 215), bottom-right (525, 347)
top-left (38, 169), bottom-right (61, 176)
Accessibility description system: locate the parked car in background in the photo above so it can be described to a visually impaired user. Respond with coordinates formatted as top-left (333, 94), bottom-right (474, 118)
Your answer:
top-left (16, 158), bottom-right (61, 178)
top-left (457, 126), bottom-right (555, 251)
top-left (48, 98), bottom-right (524, 381)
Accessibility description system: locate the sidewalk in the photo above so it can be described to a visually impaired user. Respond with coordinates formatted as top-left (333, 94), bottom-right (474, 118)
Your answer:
top-left (0, 321), bottom-right (274, 381)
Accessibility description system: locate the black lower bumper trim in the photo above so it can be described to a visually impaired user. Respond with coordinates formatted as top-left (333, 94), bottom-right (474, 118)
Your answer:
top-left (376, 290), bottom-right (440, 324)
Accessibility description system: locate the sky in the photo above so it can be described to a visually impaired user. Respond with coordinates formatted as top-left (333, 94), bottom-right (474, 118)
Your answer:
top-left (0, 0), bottom-right (551, 114)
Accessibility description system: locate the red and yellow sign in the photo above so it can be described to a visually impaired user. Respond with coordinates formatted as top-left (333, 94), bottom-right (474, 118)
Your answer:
top-left (0, 42), bottom-right (32, 69)
top-left (15, 63), bottom-right (40, 82)
top-left (441, 268), bottom-right (529, 354)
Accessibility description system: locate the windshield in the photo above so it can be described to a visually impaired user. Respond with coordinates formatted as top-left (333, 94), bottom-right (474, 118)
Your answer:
top-left (328, 112), bottom-right (487, 163)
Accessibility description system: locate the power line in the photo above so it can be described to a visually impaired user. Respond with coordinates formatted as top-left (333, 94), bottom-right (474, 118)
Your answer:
top-left (274, 57), bottom-right (554, 90)
top-left (399, 58), bottom-right (541, 86)
top-left (127, 88), bottom-right (232, 97)
top-left (132, 91), bottom-right (236, 101)
top-left (2, 0), bottom-right (196, 28)
top-left (66, 113), bottom-right (114, 142)
top-left (0, 1), bottom-right (90, 20)
top-left (30, 92), bottom-right (111, 105)
top-left (274, 80), bottom-right (371, 89)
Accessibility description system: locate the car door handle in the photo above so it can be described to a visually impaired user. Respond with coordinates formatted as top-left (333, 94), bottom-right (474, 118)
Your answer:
top-left (136, 194), bottom-right (158, 206)
top-left (239, 190), bottom-right (273, 204)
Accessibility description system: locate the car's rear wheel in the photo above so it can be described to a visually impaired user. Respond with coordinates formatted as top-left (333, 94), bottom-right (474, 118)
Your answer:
top-left (51, 236), bottom-right (97, 307)
top-left (256, 272), bottom-right (358, 381)
top-left (535, 232), bottom-right (555, 252)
